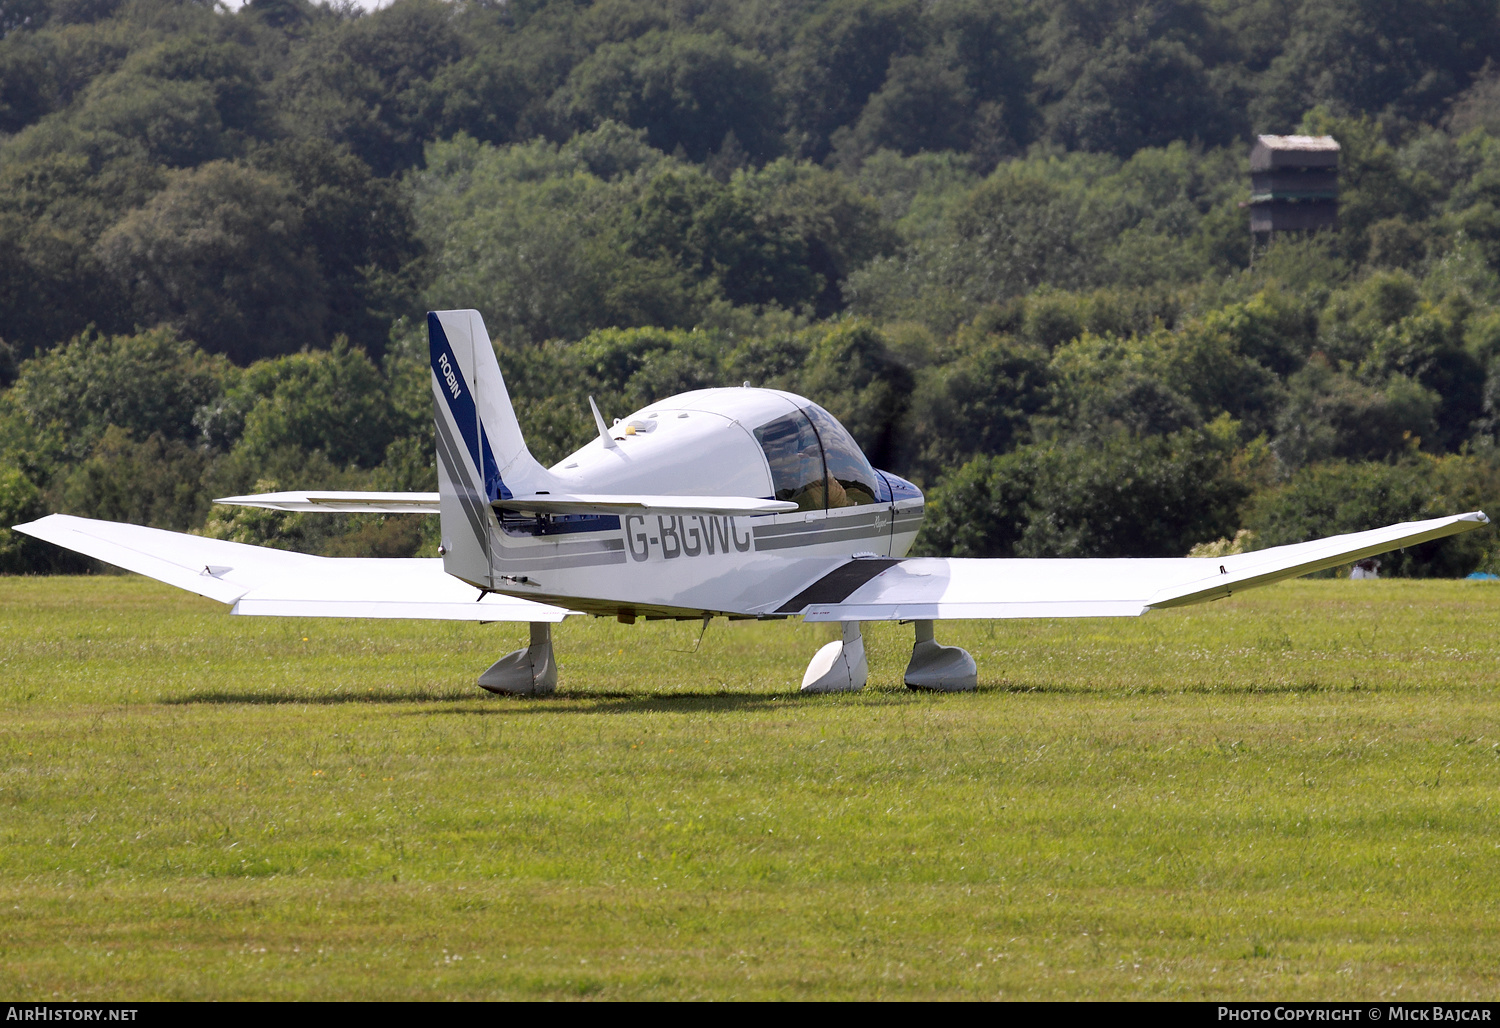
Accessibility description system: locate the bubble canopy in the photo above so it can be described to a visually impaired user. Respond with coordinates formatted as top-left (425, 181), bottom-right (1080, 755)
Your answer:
top-left (753, 404), bottom-right (880, 511)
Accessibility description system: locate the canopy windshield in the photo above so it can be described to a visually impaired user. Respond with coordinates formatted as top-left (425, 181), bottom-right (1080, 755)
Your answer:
top-left (753, 410), bottom-right (825, 511)
top-left (753, 406), bottom-right (879, 511)
top-left (802, 404), bottom-right (879, 507)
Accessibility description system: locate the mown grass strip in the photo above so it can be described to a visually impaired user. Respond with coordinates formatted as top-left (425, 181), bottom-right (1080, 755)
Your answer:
top-left (1, 576), bottom-right (1497, 999)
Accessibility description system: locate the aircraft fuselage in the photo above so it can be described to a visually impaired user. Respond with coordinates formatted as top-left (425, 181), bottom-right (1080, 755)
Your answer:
top-left (434, 385), bottom-right (923, 619)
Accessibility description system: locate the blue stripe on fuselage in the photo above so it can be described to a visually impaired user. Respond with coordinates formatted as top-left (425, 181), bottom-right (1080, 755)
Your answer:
top-left (427, 312), bottom-right (509, 503)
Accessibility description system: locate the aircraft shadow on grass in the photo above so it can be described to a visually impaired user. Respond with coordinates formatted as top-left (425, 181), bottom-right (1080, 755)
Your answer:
top-left (161, 677), bottom-right (1338, 711)
top-left (989, 679), bottom-right (1341, 695)
top-left (160, 686), bottom-right (950, 714)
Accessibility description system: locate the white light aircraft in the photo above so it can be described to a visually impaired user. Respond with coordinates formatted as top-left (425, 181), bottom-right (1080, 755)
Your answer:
top-left (15, 310), bottom-right (1491, 694)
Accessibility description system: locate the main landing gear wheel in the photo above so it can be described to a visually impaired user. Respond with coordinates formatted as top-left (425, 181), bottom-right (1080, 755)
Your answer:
top-left (903, 620), bottom-right (976, 692)
top-left (478, 622), bottom-right (557, 695)
top-left (800, 621), bottom-right (868, 693)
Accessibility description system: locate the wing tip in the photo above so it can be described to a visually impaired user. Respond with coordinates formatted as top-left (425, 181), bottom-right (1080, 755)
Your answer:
top-left (10, 513), bottom-right (70, 537)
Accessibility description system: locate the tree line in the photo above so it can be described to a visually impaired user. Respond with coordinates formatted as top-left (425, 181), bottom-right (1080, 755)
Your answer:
top-left (2, 0), bottom-right (1499, 575)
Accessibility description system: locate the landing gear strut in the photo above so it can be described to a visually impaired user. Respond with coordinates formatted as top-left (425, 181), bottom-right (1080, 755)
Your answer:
top-left (800, 621), bottom-right (867, 693)
top-left (478, 622), bottom-right (557, 695)
top-left (903, 620), bottom-right (976, 692)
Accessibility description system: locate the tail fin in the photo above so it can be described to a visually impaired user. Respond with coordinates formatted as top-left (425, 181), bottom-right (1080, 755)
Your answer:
top-left (428, 310), bottom-right (552, 585)
top-left (428, 310), bottom-right (549, 499)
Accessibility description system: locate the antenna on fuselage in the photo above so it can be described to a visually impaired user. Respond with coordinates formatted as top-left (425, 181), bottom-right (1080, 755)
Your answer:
top-left (666, 614), bottom-right (713, 654)
top-left (588, 396), bottom-right (618, 450)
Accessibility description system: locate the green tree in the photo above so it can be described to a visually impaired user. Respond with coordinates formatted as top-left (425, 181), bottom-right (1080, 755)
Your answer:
top-left (8, 325), bottom-right (233, 459)
top-left (416, 137), bottom-right (667, 344)
top-left (917, 416), bottom-right (1248, 558)
top-left (797, 320), bottom-right (913, 469)
top-left (1032, 0), bottom-right (1241, 156)
top-left (254, 138), bottom-right (423, 357)
top-left (71, 72), bottom-right (227, 168)
top-left (124, 35), bottom-right (266, 140)
top-left (1300, 111), bottom-right (1432, 262)
top-left (0, 207), bottom-right (123, 360)
top-left (1272, 357), bottom-right (1438, 469)
top-left (735, 158), bottom-right (896, 318)
top-left (571, 326), bottom-right (721, 413)
top-left (1253, 0), bottom-right (1500, 128)
top-left (273, 0), bottom-right (462, 176)
top-left (1244, 455), bottom-right (1499, 576)
top-left (1359, 304), bottom-right (1485, 449)
top-left (557, 30), bottom-right (779, 162)
top-left (0, 461), bottom-right (45, 572)
top-left (623, 167), bottom-right (814, 310)
top-left (229, 339), bottom-right (397, 471)
top-left (57, 424), bottom-right (211, 530)
top-left (899, 333), bottom-right (1050, 484)
top-left (0, 28), bottom-right (59, 133)
top-left (1196, 289), bottom-right (1316, 378)
top-left (781, 0), bottom-right (923, 161)
top-left (832, 41), bottom-right (975, 163)
top-left (1317, 269), bottom-right (1423, 366)
top-left (95, 160), bottom-right (327, 363)
top-left (1048, 325), bottom-right (1283, 438)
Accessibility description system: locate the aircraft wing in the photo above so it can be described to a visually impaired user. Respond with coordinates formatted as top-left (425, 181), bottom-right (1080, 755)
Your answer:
top-left (12, 514), bottom-right (576, 621)
top-left (215, 491), bottom-right (441, 513)
top-left (783, 512), bottom-right (1491, 621)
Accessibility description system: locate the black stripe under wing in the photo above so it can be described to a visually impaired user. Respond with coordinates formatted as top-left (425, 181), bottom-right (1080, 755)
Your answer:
top-left (774, 558), bottom-right (903, 614)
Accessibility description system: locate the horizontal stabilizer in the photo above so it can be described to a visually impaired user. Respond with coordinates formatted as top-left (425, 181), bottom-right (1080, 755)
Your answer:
top-left (13, 514), bottom-right (575, 622)
top-left (217, 490), bottom-right (795, 517)
top-left (215, 491), bottom-right (441, 514)
top-left (494, 493), bottom-right (797, 516)
top-left (788, 511), bottom-right (1490, 621)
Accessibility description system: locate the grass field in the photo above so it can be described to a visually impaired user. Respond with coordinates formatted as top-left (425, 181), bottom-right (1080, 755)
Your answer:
top-left (1, 574), bottom-right (1498, 1000)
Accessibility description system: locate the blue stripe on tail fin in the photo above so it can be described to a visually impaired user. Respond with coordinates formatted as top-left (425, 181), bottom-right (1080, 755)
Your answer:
top-left (428, 312), bottom-right (510, 503)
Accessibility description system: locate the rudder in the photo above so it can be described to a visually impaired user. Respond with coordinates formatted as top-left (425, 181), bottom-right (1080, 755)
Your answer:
top-left (428, 309), bottom-right (552, 586)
